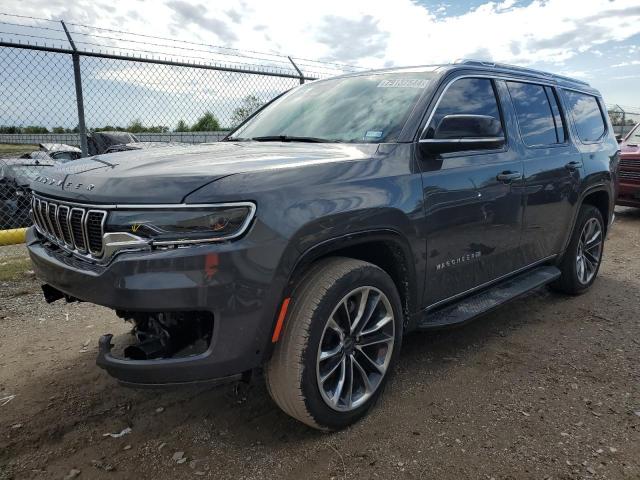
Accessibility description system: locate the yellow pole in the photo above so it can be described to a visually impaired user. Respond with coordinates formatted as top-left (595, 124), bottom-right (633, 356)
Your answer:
top-left (0, 228), bottom-right (27, 246)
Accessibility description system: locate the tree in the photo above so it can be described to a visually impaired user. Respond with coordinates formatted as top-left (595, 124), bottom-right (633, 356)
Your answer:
top-left (175, 119), bottom-right (190, 132)
top-left (191, 111), bottom-right (220, 132)
top-left (230, 95), bottom-right (263, 127)
top-left (52, 126), bottom-right (66, 134)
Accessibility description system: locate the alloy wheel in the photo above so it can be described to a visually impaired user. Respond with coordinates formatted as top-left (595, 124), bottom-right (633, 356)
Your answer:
top-left (576, 217), bottom-right (603, 285)
top-left (316, 286), bottom-right (395, 412)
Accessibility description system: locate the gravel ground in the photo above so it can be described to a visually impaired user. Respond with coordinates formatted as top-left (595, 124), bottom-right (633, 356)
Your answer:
top-left (1, 208), bottom-right (639, 480)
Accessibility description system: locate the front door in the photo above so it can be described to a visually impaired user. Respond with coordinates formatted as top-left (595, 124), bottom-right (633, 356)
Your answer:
top-left (418, 76), bottom-right (525, 307)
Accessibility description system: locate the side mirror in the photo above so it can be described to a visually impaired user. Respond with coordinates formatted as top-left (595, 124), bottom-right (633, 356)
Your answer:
top-left (420, 114), bottom-right (505, 154)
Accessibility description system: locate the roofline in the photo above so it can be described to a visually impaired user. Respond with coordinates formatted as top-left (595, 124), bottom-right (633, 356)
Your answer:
top-left (329, 59), bottom-right (592, 90)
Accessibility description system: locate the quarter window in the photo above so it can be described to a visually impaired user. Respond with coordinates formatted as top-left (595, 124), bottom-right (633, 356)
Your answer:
top-left (507, 81), bottom-right (562, 146)
top-left (563, 90), bottom-right (606, 142)
top-left (426, 78), bottom-right (504, 140)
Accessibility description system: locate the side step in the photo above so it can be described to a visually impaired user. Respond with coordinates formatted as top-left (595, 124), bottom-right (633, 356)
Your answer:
top-left (418, 266), bottom-right (561, 329)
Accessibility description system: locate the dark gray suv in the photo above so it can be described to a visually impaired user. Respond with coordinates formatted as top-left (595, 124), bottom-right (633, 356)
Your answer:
top-left (27, 60), bottom-right (618, 430)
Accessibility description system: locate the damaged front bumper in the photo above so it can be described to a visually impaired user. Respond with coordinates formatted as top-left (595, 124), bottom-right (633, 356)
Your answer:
top-left (25, 227), bottom-right (283, 386)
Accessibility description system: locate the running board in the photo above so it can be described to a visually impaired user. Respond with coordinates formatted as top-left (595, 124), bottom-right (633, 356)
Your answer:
top-left (417, 266), bottom-right (561, 329)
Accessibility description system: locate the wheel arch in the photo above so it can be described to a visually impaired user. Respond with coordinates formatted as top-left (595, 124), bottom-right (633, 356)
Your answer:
top-left (285, 229), bottom-right (418, 330)
top-left (561, 184), bottom-right (611, 257)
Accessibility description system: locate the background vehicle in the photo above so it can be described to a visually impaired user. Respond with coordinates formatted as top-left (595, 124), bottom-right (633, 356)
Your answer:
top-left (103, 141), bottom-right (188, 154)
top-left (38, 143), bottom-right (82, 162)
top-left (616, 122), bottom-right (640, 208)
top-left (26, 61), bottom-right (618, 430)
top-left (0, 158), bottom-right (54, 228)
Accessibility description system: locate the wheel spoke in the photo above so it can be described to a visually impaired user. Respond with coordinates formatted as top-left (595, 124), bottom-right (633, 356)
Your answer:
top-left (344, 355), bottom-right (354, 409)
top-left (582, 254), bottom-right (595, 274)
top-left (359, 313), bottom-right (393, 337)
top-left (358, 330), bottom-right (393, 349)
top-left (319, 343), bottom-right (343, 361)
top-left (320, 354), bottom-right (344, 383)
top-left (351, 354), bottom-right (374, 394)
top-left (355, 346), bottom-right (384, 374)
top-left (330, 357), bottom-right (347, 405)
top-left (583, 248), bottom-right (599, 265)
top-left (349, 288), bottom-right (370, 334)
top-left (585, 229), bottom-right (601, 247)
top-left (327, 317), bottom-right (345, 337)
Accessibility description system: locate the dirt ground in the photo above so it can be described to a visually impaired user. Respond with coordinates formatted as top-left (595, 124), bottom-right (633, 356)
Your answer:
top-left (1, 208), bottom-right (639, 480)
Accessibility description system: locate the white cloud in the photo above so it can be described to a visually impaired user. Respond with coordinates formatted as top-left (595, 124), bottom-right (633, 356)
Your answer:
top-left (4, 0), bottom-right (640, 70)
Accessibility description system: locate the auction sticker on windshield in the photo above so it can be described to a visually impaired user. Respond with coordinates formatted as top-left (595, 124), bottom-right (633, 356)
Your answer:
top-left (377, 79), bottom-right (429, 88)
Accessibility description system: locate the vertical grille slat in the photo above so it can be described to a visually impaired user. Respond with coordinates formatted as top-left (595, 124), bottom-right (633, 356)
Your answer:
top-left (32, 195), bottom-right (107, 260)
top-left (70, 208), bottom-right (87, 253)
top-left (86, 211), bottom-right (106, 255)
top-left (47, 203), bottom-right (62, 239)
top-left (57, 205), bottom-right (73, 246)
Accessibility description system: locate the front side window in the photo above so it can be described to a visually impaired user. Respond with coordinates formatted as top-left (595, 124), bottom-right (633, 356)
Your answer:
top-left (424, 78), bottom-right (504, 140)
top-left (507, 81), bottom-right (560, 146)
top-left (563, 90), bottom-right (606, 143)
top-left (230, 72), bottom-right (434, 143)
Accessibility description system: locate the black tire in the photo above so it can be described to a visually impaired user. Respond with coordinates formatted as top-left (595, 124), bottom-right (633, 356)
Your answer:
top-left (265, 257), bottom-right (403, 431)
top-left (551, 204), bottom-right (605, 295)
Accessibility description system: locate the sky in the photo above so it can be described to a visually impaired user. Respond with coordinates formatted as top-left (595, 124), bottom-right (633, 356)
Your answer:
top-left (1, 0), bottom-right (639, 129)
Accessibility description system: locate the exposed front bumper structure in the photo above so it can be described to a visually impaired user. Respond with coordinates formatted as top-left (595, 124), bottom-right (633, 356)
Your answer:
top-left (26, 227), bottom-right (283, 386)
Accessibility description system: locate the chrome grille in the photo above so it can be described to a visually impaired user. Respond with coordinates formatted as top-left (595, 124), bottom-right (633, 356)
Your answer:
top-left (619, 170), bottom-right (640, 181)
top-left (620, 158), bottom-right (640, 168)
top-left (31, 195), bottom-right (107, 259)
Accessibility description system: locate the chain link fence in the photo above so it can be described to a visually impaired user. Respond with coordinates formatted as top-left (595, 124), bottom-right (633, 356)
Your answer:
top-left (607, 104), bottom-right (640, 139)
top-left (0, 19), bottom-right (353, 240)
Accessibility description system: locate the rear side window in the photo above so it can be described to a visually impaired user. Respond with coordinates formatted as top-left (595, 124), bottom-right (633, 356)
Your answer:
top-left (426, 78), bottom-right (503, 139)
top-left (507, 81), bottom-right (561, 146)
top-left (545, 86), bottom-right (566, 143)
top-left (563, 90), bottom-right (606, 142)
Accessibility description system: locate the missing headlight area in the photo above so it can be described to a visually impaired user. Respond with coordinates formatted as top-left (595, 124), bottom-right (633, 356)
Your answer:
top-left (110, 311), bottom-right (214, 361)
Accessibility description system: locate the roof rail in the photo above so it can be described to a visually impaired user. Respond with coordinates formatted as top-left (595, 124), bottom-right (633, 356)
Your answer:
top-left (453, 59), bottom-right (590, 86)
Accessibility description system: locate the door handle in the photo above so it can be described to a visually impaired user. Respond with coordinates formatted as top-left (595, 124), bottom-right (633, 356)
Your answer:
top-left (496, 171), bottom-right (521, 182)
top-left (565, 160), bottom-right (583, 171)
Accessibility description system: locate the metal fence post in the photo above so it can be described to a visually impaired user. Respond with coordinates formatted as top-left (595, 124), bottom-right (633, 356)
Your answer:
top-left (61, 21), bottom-right (89, 157)
top-left (288, 56), bottom-right (304, 84)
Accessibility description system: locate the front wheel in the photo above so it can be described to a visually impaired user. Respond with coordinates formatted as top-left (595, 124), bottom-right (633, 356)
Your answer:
top-left (551, 204), bottom-right (605, 295)
top-left (265, 257), bottom-right (403, 431)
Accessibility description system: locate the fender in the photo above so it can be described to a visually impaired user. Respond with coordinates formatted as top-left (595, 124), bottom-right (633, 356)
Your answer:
top-left (559, 182), bottom-right (611, 257)
top-left (261, 228), bottom-right (420, 359)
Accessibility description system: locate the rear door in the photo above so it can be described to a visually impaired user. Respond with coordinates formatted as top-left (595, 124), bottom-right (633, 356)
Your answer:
top-left (418, 76), bottom-right (526, 307)
top-left (506, 80), bottom-right (584, 263)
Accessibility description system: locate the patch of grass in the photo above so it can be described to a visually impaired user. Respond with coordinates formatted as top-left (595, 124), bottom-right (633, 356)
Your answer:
top-left (0, 257), bottom-right (33, 282)
top-left (0, 143), bottom-right (38, 158)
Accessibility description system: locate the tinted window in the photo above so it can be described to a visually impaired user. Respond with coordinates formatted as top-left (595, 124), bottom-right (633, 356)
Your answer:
top-left (546, 86), bottom-right (566, 143)
top-left (563, 90), bottom-right (606, 142)
top-left (426, 78), bottom-right (503, 139)
top-left (507, 81), bottom-right (558, 146)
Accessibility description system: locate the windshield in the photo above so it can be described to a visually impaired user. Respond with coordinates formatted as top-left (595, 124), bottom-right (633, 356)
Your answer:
top-left (627, 123), bottom-right (640, 143)
top-left (230, 72), bottom-right (434, 143)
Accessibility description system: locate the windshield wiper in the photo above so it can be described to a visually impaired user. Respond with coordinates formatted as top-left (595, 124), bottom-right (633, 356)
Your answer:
top-left (250, 135), bottom-right (336, 143)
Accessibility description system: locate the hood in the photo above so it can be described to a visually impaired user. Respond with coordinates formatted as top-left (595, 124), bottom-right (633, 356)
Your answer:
top-left (620, 141), bottom-right (640, 157)
top-left (30, 142), bottom-right (377, 204)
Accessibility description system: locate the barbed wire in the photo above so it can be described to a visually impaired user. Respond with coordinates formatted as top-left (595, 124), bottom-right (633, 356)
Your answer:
top-left (0, 12), bottom-right (362, 73)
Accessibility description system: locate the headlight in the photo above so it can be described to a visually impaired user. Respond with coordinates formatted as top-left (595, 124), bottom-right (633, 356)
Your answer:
top-left (106, 203), bottom-right (256, 246)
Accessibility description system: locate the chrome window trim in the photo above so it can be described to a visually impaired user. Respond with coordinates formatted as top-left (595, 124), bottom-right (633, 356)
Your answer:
top-left (417, 73), bottom-right (594, 141)
top-left (419, 137), bottom-right (505, 144)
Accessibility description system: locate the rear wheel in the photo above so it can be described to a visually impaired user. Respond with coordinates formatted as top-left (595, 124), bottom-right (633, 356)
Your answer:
top-left (551, 205), bottom-right (604, 294)
top-left (265, 257), bottom-right (403, 431)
